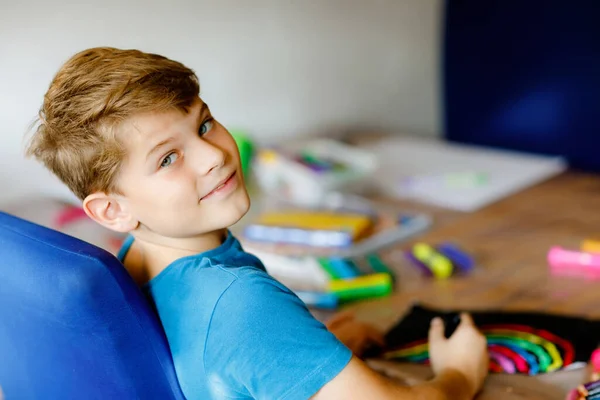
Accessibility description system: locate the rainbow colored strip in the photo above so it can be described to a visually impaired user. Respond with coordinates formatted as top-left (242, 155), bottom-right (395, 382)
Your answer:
top-left (382, 324), bottom-right (575, 375)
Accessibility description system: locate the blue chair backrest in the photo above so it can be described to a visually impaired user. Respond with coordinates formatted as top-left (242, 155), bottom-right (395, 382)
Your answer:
top-left (0, 211), bottom-right (185, 399)
top-left (443, 0), bottom-right (600, 171)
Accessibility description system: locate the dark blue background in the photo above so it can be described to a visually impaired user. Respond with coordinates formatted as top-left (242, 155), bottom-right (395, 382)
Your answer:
top-left (444, 0), bottom-right (600, 171)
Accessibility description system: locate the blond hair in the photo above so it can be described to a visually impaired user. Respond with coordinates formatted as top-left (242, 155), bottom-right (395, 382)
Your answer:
top-left (27, 47), bottom-right (199, 200)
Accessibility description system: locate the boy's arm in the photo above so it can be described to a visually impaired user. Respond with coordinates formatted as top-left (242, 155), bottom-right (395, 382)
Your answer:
top-left (204, 270), bottom-right (487, 399)
top-left (315, 313), bottom-right (488, 400)
top-left (313, 356), bottom-right (472, 400)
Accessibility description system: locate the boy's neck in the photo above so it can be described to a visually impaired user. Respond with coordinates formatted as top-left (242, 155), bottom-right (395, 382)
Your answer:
top-left (124, 229), bottom-right (228, 285)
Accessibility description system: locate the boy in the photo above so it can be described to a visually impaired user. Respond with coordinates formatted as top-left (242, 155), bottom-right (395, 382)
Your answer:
top-left (27, 47), bottom-right (488, 399)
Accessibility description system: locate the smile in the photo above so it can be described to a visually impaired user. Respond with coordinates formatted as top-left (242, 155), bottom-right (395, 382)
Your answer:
top-left (200, 171), bottom-right (238, 201)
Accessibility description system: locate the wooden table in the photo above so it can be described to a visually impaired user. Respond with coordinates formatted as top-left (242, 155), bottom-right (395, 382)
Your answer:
top-left (348, 171), bottom-right (600, 399)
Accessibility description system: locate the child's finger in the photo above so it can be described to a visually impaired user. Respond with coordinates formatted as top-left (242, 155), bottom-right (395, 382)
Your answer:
top-left (458, 312), bottom-right (474, 328)
top-left (428, 317), bottom-right (445, 342)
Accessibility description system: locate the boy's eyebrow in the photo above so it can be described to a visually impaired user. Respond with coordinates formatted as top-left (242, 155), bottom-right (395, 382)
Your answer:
top-left (198, 102), bottom-right (209, 122)
top-left (146, 102), bottom-right (208, 162)
top-left (146, 137), bottom-right (176, 161)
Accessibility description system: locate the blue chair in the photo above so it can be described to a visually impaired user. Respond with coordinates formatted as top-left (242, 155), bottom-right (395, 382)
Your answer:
top-left (0, 211), bottom-right (185, 399)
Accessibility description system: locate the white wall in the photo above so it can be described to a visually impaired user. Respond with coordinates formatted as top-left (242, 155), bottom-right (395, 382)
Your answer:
top-left (0, 0), bottom-right (442, 204)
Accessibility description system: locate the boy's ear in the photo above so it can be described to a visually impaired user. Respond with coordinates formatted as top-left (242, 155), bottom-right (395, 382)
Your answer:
top-left (83, 192), bottom-right (138, 233)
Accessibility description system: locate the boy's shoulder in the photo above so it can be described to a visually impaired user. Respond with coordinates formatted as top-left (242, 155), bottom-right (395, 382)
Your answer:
top-left (120, 232), bottom-right (268, 296)
top-left (144, 246), bottom-right (287, 340)
top-left (146, 246), bottom-right (271, 297)
top-left (146, 248), bottom-right (351, 400)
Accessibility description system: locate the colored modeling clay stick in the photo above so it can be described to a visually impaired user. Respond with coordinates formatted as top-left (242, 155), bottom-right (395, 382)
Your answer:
top-left (366, 253), bottom-right (395, 281)
top-left (549, 247), bottom-right (600, 269)
top-left (548, 247), bottom-right (600, 277)
top-left (582, 240), bottom-right (600, 254)
top-left (295, 291), bottom-right (339, 310)
top-left (437, 242), bottom-right (474, 273)
top-left (252, 211), bottom-right (372, 239)
top-left (258, 149), bottom-right (278, 164)
top-left (584, 380), bottom-right (600, 391)
top-left (565, 389), bottom-right (579, 400)
top-left (328, 273), bottom-right (392, 302)
top-left (489, 351), bottom-right (516, 374)
top-left (349, 257), bottom-right (374, 275)
top-left (230, 130), bottom-right (254, 178)
top-left (300, 152), bottom-right (336, 171)
top-left (579, 380), bottom-right (600, 397)
top-left (295, 157), bottom-right (331, 173)
top-left (588, 386), bottom-right (600, 397)
top-left (412, 243), bottom-right (453, 279)
top-left (405, 251), bottom-right (433, 276)
top-left (344, 259), bottom-right (364, 275)
top-left (590, 349), bottom-right (600, 382)
top-left (328, 257), bottom-right (359, 279)
top-left (318, 258), bottom-right (341, 280)
top-left (592, 349), bottom-right (600, 368)
top-left (54, 206), bottom-right (88, 229)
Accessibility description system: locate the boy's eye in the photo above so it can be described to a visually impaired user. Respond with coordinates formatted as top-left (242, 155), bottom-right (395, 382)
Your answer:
top-left (199, 120), bottom-right (214, 136)
top-left (160, 152), bottom-right (179, 168)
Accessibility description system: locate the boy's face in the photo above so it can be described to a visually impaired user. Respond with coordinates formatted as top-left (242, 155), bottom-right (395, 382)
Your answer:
top-left (116, 98), bottom-right (250, 239)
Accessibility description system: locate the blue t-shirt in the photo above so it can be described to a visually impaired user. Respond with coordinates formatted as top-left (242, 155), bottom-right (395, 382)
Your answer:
top-left (118, 233), bottom-right (352, 400)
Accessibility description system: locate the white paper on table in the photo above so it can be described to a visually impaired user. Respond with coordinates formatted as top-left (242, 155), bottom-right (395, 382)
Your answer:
top-left (364, 137), bottom-right (567, 212)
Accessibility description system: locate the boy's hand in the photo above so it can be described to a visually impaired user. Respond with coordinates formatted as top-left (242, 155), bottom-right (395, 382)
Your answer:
top-left (326, 311), bottom-right (385, 356)
top-left (428, 313), bottom-right (489, 398)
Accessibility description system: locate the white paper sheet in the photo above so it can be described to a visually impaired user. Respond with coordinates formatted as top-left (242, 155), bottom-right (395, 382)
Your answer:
top-left (365, 137), bottom-right (567, 212)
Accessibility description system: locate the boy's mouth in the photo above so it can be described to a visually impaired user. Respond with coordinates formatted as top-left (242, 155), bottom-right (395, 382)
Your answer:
top-left (200, 171), bottom-right (237, 201)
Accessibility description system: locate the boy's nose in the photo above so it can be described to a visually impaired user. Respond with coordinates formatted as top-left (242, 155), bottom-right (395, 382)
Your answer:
top-left (189, 139), bottom-right (226, 176)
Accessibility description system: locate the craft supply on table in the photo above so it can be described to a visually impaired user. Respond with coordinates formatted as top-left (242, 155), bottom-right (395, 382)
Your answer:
top-left (318, 191), bottom-right (378, 217)
top-left (294, 291), bottom-right (339, 310)
top-left (243, 210), bottom-right (373, 248)
top-left (242, 203), bottom-right (431, 252)
top-left (405, 242), bottom-right (474, 279)
top-left (247, 247), bottom-right (329, 292)
top-left (410, 243), bottom-right (454, 279)
top-left (230, 130), bottom-right (254, 178)
top-left (570, 377), bottom-right (600, 399)
top-left (582, 240), bottom-right (600, 254)
top-left (333, 213), bottom-right (432, 259)
top-left (318, 257), bottom-right (359, 280)
top-left (53, 205), bottom-right (88, 229)
top-left (328, 273), bottom-right (393, 302)
top-left (240, 201), bottom-right (432, 306)
top-left (312, 257), bottom-right (394, 305)
top-left (253, 139), bottom-right (377, 206)
top-left (591, 349), bottom-right (600, 381)
top-left (548, 247), bottom-right (600, 280)
top-left (567, 389), bottom-right (579, 400)
top-left (365, 253), bottom-right (396, 281)
top-left (435, 243), bottom-right (475, 273)
top-left (313, 253), bottom-right (396, 304)
top-left (247, 240), bottom-right (397, 307)
top-left (568, 349), bottom-right (600, 400)
top-left (364, 136), bottom-right (566, 212)
top-left (377, 304), bottom-right (600, 376)
top-left (239, 189), bottom-right (432, 257)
